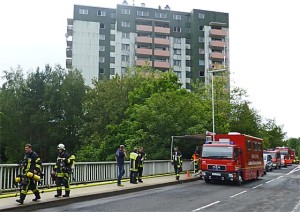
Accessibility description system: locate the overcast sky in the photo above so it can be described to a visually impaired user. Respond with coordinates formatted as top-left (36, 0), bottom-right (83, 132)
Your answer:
top-left (0, 0), bottom-right (299, 138)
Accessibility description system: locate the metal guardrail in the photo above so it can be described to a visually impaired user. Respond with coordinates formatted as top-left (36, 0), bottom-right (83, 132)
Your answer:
top-left (0, 160), bottom-right (191, 192)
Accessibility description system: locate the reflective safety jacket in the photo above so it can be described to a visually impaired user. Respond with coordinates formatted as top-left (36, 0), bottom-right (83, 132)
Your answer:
top-left (22, 151), bottom-right (42, 175)
top-left (172, 151), bottom-right (182, 167)
top-left (130, 152), bottom-right (139, 171)
top-left (54, 151), bottom-right (75, 177)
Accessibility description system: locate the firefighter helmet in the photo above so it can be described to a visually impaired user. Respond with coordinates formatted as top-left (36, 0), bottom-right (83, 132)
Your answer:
top-left (57, 143), bottom-right (65, 150)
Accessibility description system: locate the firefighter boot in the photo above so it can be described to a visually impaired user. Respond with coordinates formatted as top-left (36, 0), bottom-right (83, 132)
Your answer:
top-left (16, 193), bottom-right (26, 204)
top-left (54, 189), bottom-right (62, 197)
top-left (63, 190), bottom-right (70, 197)
top-left (176, 175), bottom-right (179, 180)
top-left (32, 191), bottom-right (41, 201)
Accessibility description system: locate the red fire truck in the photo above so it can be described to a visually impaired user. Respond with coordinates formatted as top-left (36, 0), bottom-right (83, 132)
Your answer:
top-left (201, 132), bottom-right (264, 185)
top-left (276, 147), bottom-right (293, 166)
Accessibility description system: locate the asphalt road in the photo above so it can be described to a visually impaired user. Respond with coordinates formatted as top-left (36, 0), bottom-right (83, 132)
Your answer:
top-left (35, 165), bottom-right (300, 212)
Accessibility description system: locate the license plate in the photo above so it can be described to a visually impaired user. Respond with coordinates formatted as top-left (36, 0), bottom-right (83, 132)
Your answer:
top-left (212, 172), bottom-right (221, 176)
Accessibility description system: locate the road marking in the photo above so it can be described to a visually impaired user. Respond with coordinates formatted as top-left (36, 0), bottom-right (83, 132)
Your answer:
top-left (192, 201), bottom-right (221, 211)
top-left (291, 199), bottom-right (300, 212)
top-left (276, 176), bottom-right (284, 179)
top-left (252, 184), bottom-right (263, 189)
top-left (230, 190), bottom-right (247, 198)
top-left (265, 179), bottom-right (276, 184)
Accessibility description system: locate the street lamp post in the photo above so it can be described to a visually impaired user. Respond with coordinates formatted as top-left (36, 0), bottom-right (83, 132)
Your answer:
top-left (208, 69), bottom-right (227, 141)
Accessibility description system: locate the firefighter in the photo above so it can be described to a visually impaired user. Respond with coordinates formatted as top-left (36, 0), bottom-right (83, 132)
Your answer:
top-left (191, 146), bottom-right (200, 174)
top-left (52, 143), bottom-right (75, 197)
top-left (137, 147), bottom-right (146, 183)
top-left (16, 144), bottom-right (42, 204)
top-left (172, 146), bottom-right (182, 180)
top-left (129, 147), bottom-right (139, 184)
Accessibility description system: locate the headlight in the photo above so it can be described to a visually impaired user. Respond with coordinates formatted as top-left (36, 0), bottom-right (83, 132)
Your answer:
top-left (228, 174), bottom-right (233, 178)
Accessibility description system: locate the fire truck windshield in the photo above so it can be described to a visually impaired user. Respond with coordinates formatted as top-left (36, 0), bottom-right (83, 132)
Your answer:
top-left (202, 146), bottom-right (233, 159)
top-left (279, 150), bottom-right (288, 155)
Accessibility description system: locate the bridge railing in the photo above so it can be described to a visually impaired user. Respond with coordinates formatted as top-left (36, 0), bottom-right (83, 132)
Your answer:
top-left (0, 160), bottom-right (191, 192)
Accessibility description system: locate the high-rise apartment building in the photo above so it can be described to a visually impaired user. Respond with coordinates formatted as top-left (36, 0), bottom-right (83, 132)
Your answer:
top-left (66, 1), bottom-right (229, 89)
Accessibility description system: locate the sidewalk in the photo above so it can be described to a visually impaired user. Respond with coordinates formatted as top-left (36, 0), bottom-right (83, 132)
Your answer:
top-left (0, 173), bottom-right (199, 211)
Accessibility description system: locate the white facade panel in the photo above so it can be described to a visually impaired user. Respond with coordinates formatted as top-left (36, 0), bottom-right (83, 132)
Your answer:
top-left (72, 21), bottom-right (100, 86)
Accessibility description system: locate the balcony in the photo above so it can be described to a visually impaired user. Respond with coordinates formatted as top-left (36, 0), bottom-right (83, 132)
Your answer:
top-left (136, 60), bottom-right (153, 66)
top-left (154, 26), bottom-right (170, 34)
top-left (210, 40), bottom-right (226, 49)
top-left (154, 49), bottom-right (170, 57)
top-left (66, 40), bottom-right (72, 47)
top-left (136, 48), bottom-right (152, 55)
top-left (136, 25), bottom-right (152, 32)
top-left (154, 61), bottom-right (170, 69)
top-left (136, 36), bottom-right (152, 43)
top-left (67, 25), bottom-right (73, 36)
top-left (154, 38), bottom-right (170, 45)
top-left (210, 52), bottom-right (225, 60)
top-left (210, 29), bottom-right (227, 37)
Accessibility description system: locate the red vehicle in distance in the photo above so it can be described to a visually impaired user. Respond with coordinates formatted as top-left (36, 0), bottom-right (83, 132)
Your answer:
top-left (275, 147), bottom-right (293, 166)
top-left (263, 150), bottom-right (281, 169)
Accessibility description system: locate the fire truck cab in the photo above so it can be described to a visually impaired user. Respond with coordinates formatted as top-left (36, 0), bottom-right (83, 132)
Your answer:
top-left (201, 132), bottom-right (264, 185)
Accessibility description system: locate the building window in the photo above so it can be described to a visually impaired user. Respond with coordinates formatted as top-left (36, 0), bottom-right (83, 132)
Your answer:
top-left (174, 38), bottom-right (181, 44)
top-left (199, 48), bottom-right (205, 54)
top-left (122, 32), bottom-right (130, 39)
top-left (155, 12), bottom-right (167, 18)
top-left (186, 15), bottom-right (191, 22)
top-left (100, 23), bottom-right (105, 29)
top-left (173, 26), bottom-right (181, 32)
top-left (99, 57), bottom-right (105, 63)
top-left (198, 37), bottom-right (204, 43)
top-left (79, 9), bottom-right (88, 15)
top-left (198, 13), bottom-right (205, 19)
top-left (110, 34), bottom-right (115, 41)
top-left (121, 55), bottom-right (129, 62)
top-left (110, 68), bottom-right (115, 75)
top-left (121, 8), bottom-right (130, 14)
top-left (99, 68), bottom-right (104, 74)
top-left (173, 14), bottom-right (181, 20)
top-left (121, 44), bottom-right (130, 51)
top-left (199, 25), bottom-right (204, 31)
top-left (110, 57), bottom-right (115, 63)
top-left (97, 10), bottom-right (106, 16)
top-left (111, 23), bottom-right (115, 30)
top-left (99, 46), bottom-right (105, 51)
top-left (199, 60), bottom-right (205, 65)
top-left (110, 45), bottom-right (115, 52)
top-left (186, 49), bottom-right (191, 55)
top-left (137, 10), bottom-right (149, 16)
top-left (121, 67), bottom-right (127, 74)
top-left (174, 49), bottom-right (181, 55)
top-left (186, 28), bottom-right (190, 33)
top-left (174, 60), bottom-right (181, 66)
top-left (186, 60), bottom-right (191, 67)
top-left (99, 34), bottom-right (105, 40)
top-left (121, 21), bottom-right (130, 27)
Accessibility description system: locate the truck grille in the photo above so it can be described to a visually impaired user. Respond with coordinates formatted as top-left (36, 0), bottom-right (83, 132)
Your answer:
top-left (207, 165), bottom-right (226, 171)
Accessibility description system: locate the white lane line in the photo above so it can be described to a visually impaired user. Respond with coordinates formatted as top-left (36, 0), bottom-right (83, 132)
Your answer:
top-left (276, 176), bottom-right (284, 180)
top-left (192, 201), bottom-right (221, 211)
top-left (265, 179), bottom-right (276, 184)
top-left (252, 184), bottom-right (263, 189)
top-left (291, 199), bottom-right (300, 212)
top-left (230, 190), bottom-right (247, 198)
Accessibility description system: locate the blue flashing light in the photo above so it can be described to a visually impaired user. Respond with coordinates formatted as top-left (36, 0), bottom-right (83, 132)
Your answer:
top-left (230, 141), bottom-right (234, 145)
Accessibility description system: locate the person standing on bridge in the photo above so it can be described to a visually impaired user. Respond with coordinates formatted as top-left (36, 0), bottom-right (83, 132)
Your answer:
top-left (172, 146), bottom-right (183, 180)
top-left (137, 147), bottom-right (146, 183)
top-left (52, 143), bottom-right (75, 198)
top-left (130, 147), bottom-right (140, 184)
top-left (116, 144), bottom-right (126, 186)
top-left (16, 144), bottom-right (42, 204)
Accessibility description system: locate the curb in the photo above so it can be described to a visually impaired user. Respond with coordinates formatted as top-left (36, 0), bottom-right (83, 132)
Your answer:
top-left (1, 177), bottom-right (199, 211)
